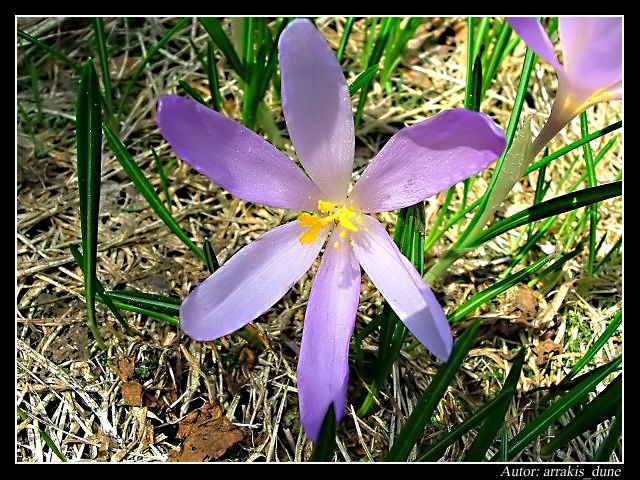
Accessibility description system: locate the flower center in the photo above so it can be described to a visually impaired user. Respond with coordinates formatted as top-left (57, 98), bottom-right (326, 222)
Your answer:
top-left (298, 200), bottom-right (362, 244)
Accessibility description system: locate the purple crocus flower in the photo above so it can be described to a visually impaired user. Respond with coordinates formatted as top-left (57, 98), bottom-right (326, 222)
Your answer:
top-left (506, 17), bottom-right (622, 158)
top-left (157, 18), bottom-right (505, 441)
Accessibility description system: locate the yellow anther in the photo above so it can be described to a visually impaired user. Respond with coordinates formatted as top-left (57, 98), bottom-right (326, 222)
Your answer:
top-left (333, 241), bottom-right (340, 249)
top-left (297, 199), bottom-right (362, 244)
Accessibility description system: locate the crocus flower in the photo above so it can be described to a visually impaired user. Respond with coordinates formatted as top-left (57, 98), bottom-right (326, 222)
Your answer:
top-left (506, 17), bottom-right (622, 158)
top-left (157, 18), bottom-right (505, 441)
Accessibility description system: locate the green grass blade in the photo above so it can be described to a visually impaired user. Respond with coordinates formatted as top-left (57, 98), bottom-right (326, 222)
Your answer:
top-left (206, 42), bottom-right (223, 111)
top-left (580, 112), bottom-right (598, 275)
top-left (494, 355), bottom-right (621, 461)
top-left (69, 246), bottom-right (131, 333)
top-left (17, 407), bottom-right (67, 462)
top-left (499, 421), bottom-right (509, 461)
top-left (310, 404), bottom-right (337, 461)
top-left (594, 237), bottom-right (622, 273)
top-left (151, 147), bottom-right (171, 210)
top-left (472, 17), bottom-right (491, 61)
top-left (17, 28), bottom-right (80, 72)
top-left (92, 18), bottom-right (114, 121)
top-left (448, 255), bottom-right (551, 324)
top-left (203, 238), bottom-right (220, 273)
top-left (528, 239), bottom-right (586, 286)
top-left (118, 18), bottom-right (189, 119)
top-left (348, 64), bottom-right (380, 97)
top-left (463, 17), bottom-right (475, 108)
top-left (481, 22), bottom-right (512, 97)
top-left (97, 296), bottom-right (179, 327)
top-left (105, 290), bottom-right (181, 315)
top-left (541, 375), bottom-right (621, 457)
top-left (26, 54), bottom-right (43, 125)
top-left (424, 197), bottom-right (483, 254)
top-left (380, 18), bottom-right (422, 90)
top-left (336, 17), bottom-right (356, 63)
top-left (199, 17), bottom-right (245, 79)
top-left (178, 80), bottom-right (207, 105)
top-left (525, 121), bottom-right (622, 175)
top-left (592, 405), bottom-right (622, 461)
top-left (76, 59), bottom-right (106, 350)
top-left (462, 348), bottom-right (526, 461)
top-left (424, 188), bottom-right (455, 253)
top-left (385, 319), bottom-right (482, 461)
top-left (354, 17), bottom-right (396, 127)
top-left (469, 182), bottom-right (622, 248)
top-left (559, 310), bottom-right (622, 386)
top-left (416, 386), bottom-right (512, 461)
top-left (102, 123), bottom-right (206, 262)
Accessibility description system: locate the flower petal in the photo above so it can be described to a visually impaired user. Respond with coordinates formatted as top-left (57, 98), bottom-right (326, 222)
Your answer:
top-left (559, 17), bottom-right (622, 93)
top-left (298, 230), bottom-right (361, 442)
top-left (278, 18), bottom-right (355, 202)
top-left (506, 17), bottom-right (563, 73)
top-left (350, 109), bottom-right (505, 213)
top-left (157, 95), bottom-right (323, 211)
top-left (352, 215), bottom-right (453, 361)
top-left (180, 221), bottom-right (328, 341)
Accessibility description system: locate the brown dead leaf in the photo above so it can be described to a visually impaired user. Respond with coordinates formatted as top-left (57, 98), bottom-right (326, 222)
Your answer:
top-left (238, 347), bottom-right (256, 370)
top-left (169, 403), bottom-right (243, 462)
top-left (533, 339), bottom-right (562, 365)
top-left (514, 284), bottom-right (539, 316)
top-left (122, 381), bottom-right (143, 407)
top-left (114, 356), bottom-right (135, 382)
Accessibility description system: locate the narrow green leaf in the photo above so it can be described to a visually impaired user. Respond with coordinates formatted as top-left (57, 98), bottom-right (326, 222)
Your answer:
top-left (416, 386), bottom-right (513, 461)
top-left (464, 53), bottom-right (483, 112)
top-left (528, 239), bottom-right (586, 286)
top-left (449, 256), bottom-right (551, 324)
top-left (481, 21), bottom-right (512, 97)
top-left (463, 348), bottom-right (526, 461)
top-left (105, 290), bottom-right (181, 316)
top-left (494, 355), bottom-right (621, 461)
top-left (541, 375), bottom-right (621, 456)
top-left (203, 238), bottom-right (220, 273)
top-left (580, 112), bottom-right (598, 275)
top-left (151, 147), bottom-right (171, 210)
top-left (178, 80), bottom-right (207, 105)
top-left (463, 17), bottom-right (476, 109)
top-left (336, 17), bottom-right (356, 63)
top-left (348, 64), bottom-right (380, 97)
top-left (594, 237), bottom-right (622, 273)
top-left (200, 17), bottom-right (245, 79)
top-left (76, 59), bottom-right (106, 350)
top-left (92, 18), bottom-right (114, 120)
top-left (470, 182), bottom-right (622, 248)
top-left (386, 320), bottom-right (482, 461)
top-left (206, 42), bottom-right (223, 111)
top-left (102, 123), bottom-right (206, 262)
top-left (97, 295), bottom-right (179, 327)
top-left (310, 404), bottom-right (337, 462)
top-left (525, 121), bottom-right (622, 176)
top-left (560, 310), bottom-right (622, 386)
top-left (592, 405), bottom-right (622, 461)
top-left (17, 407), bottom-right (67, 462)
top-left (17, 28), bottom-right (80, 72)
top-left (118, 18), bottom-right (189, 118)
top-left (69, 245), bottom-right (131, 333)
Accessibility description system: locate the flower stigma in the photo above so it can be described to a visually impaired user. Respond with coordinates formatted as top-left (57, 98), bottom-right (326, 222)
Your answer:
top-left (298, 200), bottom-right (362, 244)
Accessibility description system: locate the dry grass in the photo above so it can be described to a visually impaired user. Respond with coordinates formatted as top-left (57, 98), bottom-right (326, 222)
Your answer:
top-left (16, 17), bottom-right (622, 462)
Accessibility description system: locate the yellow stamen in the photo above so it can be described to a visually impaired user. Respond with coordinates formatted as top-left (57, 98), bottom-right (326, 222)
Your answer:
top-left (333, 241), bottom-right (340, 248)
top-left (297, 200), bottom-right (362, 244)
